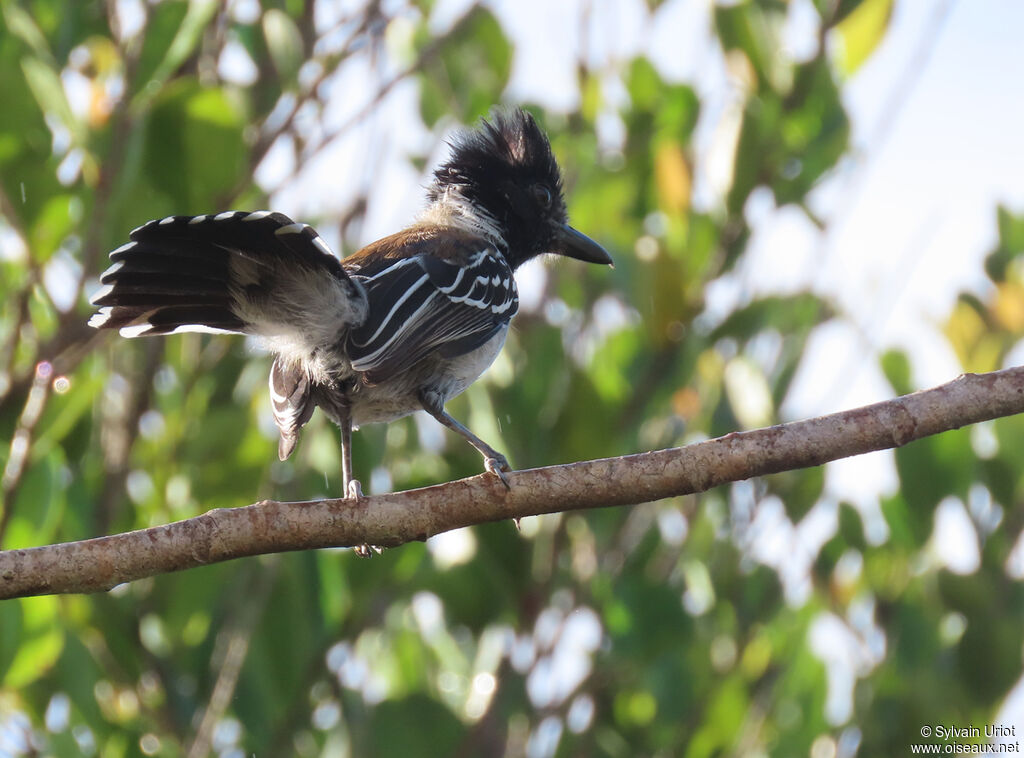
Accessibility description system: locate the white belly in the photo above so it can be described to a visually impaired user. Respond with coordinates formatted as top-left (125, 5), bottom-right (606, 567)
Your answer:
top-left (441, 327), bottom-right (508, 399)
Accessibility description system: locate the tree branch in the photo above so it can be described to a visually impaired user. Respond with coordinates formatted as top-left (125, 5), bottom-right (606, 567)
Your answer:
top-left (2, 367), bottom-right (1022, 599)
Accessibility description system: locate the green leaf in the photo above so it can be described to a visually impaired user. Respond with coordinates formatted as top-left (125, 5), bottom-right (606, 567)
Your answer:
top-left (834, 0), bottom-right (894, 76)
top-left (417, 8), bottom-right (511, 127)
top-left (712, 294), bottom-right (830, 342)
top-left (985, 205), bottom-right (1024, 283)
top-left (880, 493), bottom-right (924, 548)
top-left (1, 597), bottom-right (65, 689)
top-left (365, 695), bottom-right (463, 758)
top-left (894, 429), bottom-right (974, 531)
top-left (132, 0), bottom-right (219, 107)
top-left (714, 3), bottom-right (777, 89)
top-left (20, 56), bottom-right (78, 139)
top-left (6, 452), bottom-right (67, 549)
top-left (837, 502), bottom-right (867, 550)
top-left (263, 9), bottom-right (304, 84)
top-left (144, 80), bottom-right (248, 210)
top-left (132, 0), bottom-right (189, 96)
top-left (880, 349), bottom-right (913, 396)
top-left (828, 0), bottom-right (874, 26)
top-left (29, 193), bottom-right (79, 262)
top-left (1, 3), bottom-right (53, 59)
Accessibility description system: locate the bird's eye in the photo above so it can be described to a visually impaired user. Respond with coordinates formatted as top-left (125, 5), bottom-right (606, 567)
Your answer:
top-left (532, 184), bottom-right (552, 208)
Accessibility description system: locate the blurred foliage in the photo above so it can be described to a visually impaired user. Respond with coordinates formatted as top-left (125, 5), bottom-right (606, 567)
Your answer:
top-left (0, 1), bottom-right (1021, 757)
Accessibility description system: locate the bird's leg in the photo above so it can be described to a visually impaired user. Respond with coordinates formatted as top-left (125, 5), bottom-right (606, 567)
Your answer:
top-left (418, 390), bottom-right (512, 489)
top-left (338, 407), bottom-right (363, 500)
top-left (339, 406), bottom-right (376, 558)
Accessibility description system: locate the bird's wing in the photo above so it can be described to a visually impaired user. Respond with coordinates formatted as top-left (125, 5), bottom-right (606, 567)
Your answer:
top-left (346, 245), bottom-right (519, 383)
top-left (89, 211), bottom-right (365, 355)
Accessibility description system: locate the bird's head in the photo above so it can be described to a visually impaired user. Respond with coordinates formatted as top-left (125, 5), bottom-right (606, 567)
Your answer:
top-left (428, 109), bottom-right (612, 270)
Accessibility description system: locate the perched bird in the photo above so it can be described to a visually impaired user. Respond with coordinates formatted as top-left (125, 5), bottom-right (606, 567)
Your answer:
top-left (89, 109), bottom-right (612, 497)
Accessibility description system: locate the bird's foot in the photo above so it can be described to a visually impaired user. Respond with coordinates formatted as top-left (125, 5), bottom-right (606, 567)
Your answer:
top-left (484, 455), bottom-right (512, 490)
top-left (345, 479), bottom-right (365, 500)
top-left (344, 479), bottom-right (376, 555)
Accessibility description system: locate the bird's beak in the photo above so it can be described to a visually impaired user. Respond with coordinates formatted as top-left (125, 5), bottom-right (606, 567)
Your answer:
top-left (555, 224), bottom-right (613, 266)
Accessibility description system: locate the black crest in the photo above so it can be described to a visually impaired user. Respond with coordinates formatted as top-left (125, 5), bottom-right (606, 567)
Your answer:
top-left (430, 109), bottom-right (569, 265)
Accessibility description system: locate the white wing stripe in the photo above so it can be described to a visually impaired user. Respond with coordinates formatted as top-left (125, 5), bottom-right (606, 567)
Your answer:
top-left (351, 290), bottom-right (439, 368)
top-left (362, 257), bottom-right (421, 282)
top-left (437, 264), bottom-right (467, 294)
top-left (347, 247), bottom-right (519, 374)
top-left (358, 272), bottom-right (430, 346)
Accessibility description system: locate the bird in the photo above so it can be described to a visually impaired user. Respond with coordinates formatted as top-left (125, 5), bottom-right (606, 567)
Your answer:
top-left (88, 108), bottom-right (612, 498)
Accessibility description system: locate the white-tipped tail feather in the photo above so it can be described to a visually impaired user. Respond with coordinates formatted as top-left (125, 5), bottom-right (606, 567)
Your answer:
top-left (88, 211), bottom-right (366, 361)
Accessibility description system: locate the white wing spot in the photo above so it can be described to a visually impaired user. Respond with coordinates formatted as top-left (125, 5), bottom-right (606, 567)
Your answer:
top-left (189, 215), bottom-right (209, 225)
top-left (119, 323), bottom-right (155, 338)
top-left (215, 211), bottom-right (238, 221)
top-left (87, 308), bottom-right (112, 328)
top-left (275, 223), bottom-right (308, 236)
top-left (311, 236), bottom-right (335, 257)
top-left (167, 324), bottom-right (240, 336)
top-left (120, 322), bottom-right (239, 338)
top-left (89, 284), bottom-right (115, 305)
top-left (110, 241), bottom-right (136, 255)
top-left (244, 210), bottom-right (274, 221)
top-left (101, 260), bottom-right (125, 277)
top-left (159, 216), bottom-right (176, 225)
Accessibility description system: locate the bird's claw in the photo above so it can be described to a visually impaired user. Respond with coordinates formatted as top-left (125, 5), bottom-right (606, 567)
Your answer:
top-left (485, 456), bottom-right (512, 490)
top-left (346, 479), bottom-right (365, 500)
top-left (345, 479), bottom-right (372, 555)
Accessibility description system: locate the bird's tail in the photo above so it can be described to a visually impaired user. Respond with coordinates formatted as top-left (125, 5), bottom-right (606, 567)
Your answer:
top-left (89, 211), bottom-right (365, 349)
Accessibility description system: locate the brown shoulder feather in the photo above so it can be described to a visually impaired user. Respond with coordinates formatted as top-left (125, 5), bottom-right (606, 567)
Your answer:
top-left (342, 225), bottom-right (495, 275)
